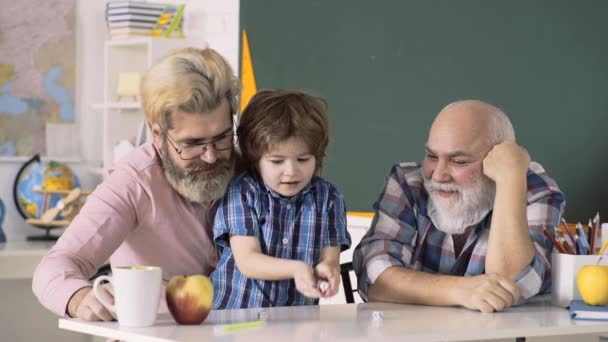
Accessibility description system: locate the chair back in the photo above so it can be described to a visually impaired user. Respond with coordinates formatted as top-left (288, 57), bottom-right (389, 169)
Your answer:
top-left (340, 262), bottom-right (357, 304)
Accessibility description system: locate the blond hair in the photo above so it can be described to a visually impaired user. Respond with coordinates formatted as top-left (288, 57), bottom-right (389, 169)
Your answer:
top-left (238, 89), bottom-right (330, 175)
top-left (140, 47), bottom-right (240, 128)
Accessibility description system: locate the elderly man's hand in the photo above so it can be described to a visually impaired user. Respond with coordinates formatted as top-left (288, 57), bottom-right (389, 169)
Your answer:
top-left (482, 141), bottom-right (530, 185)
top-left (454, 273), bottom-right (522, 313)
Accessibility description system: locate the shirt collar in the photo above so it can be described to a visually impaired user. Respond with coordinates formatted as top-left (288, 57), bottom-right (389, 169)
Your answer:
top-left (259, 178), bottom-right (314, 201)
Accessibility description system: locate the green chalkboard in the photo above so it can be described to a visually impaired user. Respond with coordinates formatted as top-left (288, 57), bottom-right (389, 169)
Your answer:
top-left (240, 0), bottom-right (608, 221)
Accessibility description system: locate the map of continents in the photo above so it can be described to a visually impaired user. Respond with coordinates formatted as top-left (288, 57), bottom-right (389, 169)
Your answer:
top-left (0, 0), bottom-right (75, 157)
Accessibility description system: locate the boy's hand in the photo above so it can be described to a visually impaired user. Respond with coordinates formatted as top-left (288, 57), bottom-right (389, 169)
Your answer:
top-left (293, 262), bottom-right (322, 298)
top-left (315, 262), bottom-right (340, 297)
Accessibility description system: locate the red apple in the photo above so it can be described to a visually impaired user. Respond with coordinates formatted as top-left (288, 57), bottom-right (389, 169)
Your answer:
top-left (166, 274), bottom-right (213, 324)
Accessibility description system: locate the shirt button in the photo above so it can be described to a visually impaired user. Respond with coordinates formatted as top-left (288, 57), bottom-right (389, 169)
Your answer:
top-left (286, 204), bottom-right (291, 209)
top-left (282, 238), bottom-right (289, 244)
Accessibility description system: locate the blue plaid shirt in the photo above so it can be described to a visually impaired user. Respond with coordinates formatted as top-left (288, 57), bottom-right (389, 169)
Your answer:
top-left (212, 172), bottom-right (351, 309)
top-left (353, 161), bottom-right (565, 302)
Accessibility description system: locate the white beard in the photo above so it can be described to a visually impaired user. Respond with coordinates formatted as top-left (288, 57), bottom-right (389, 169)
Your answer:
top-left (423, 172), bottom-right (496, 235)
top-left (161, 140), bottom-right (233, 204)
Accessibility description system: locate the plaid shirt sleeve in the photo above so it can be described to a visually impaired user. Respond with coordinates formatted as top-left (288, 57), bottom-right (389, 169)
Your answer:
top-left (321, 184), bottom-right (352, 251)
top-left (213, 176), bottom-right (260, 246)
top-left (514, 162), bottom-right (566, 301)
top-left (353, 163), bottom-right (420, 300)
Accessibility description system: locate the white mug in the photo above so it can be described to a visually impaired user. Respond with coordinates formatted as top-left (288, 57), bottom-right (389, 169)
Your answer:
top-left (93, 265), bottom-right (162, 327)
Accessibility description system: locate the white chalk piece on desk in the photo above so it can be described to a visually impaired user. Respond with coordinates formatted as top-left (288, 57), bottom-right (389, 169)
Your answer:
top-left (318, 280), bottom-right (329, 292)
top-left (372, 311), bottom-right (384, 321)
top-left (257, 310), bottom-right (269, 321)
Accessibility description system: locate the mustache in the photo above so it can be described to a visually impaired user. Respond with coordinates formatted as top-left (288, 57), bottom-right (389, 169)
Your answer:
top-left (424, 180), bottom-right (462, 193)
top-left (188, 162), bottom-right (218, 173)
top-left (185, 158), bottom-right (232, 175)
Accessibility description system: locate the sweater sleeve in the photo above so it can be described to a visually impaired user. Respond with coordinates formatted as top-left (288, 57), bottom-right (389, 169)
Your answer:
top-left (32, 167), bottom-right (145, 316)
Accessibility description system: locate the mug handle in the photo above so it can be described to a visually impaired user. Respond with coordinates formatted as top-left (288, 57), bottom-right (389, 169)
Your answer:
top-left (93, 275), bottom-right (116, 313)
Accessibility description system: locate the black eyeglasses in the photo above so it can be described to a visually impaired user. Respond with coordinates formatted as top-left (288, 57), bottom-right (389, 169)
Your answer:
top-left (162, 126), bottom-right (237, 160)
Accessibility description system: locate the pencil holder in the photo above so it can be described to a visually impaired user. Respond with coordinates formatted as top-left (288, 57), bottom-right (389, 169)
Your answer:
top-left (551, 253), bottom-right (607, 307)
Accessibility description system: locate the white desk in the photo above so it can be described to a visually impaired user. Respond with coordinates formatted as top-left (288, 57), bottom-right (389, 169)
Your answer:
top-left (59, 297), bottom-right (608, 342)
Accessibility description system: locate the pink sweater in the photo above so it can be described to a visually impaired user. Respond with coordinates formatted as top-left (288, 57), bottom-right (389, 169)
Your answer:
top-left (32, 143), bottom-right (218, 316)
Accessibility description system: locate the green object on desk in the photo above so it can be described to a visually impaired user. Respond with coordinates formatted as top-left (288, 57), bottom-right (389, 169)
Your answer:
top-left (216, 320), bottom-right (265, 332)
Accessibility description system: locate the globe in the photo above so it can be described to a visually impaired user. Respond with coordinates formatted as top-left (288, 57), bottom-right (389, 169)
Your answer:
top-left (15, 157), bottom-right (81, 220)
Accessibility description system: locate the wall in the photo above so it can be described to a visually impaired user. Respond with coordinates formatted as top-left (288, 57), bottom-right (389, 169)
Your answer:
top-left (1, 2), bottom-right (239, 342)
top-left (240, 0), bottom-right (608, 222)
top-left (1, 0), bottom-right (239, 241)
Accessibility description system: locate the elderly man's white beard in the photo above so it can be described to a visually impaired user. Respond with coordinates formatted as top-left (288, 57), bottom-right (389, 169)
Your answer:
top-left (423, 172), bottom-right (496, 235)
top-left (161, 140), bottom-right (234, 204)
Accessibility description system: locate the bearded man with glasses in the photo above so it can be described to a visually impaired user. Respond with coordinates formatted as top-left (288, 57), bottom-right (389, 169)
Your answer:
top-left (33, 48), bottom-right (240, 322)
top-left (159, 120), bottom-right (237, 204)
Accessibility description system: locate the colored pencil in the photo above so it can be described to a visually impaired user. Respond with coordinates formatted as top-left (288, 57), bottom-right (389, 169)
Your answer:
top-left (587, 219), bottom-right (594, 251)
top-left (599, 239), bottom-right (608, 256)
top-left (560, 237), bottom-right (575, 254)
top-left (556, 231), bottom-right (575, 254)
top-left (574, 233), bottom-right (587, 255)
top-left (543, 226), bottom-right (566, 254)
top-left (591, 212), bottom-right (600, 254)
top-left (561, 218), bottom-right (577, 252)
top-left (598, 213), bottom-right (603, 245)
top-left (577, 222), bottom-right (591, 254)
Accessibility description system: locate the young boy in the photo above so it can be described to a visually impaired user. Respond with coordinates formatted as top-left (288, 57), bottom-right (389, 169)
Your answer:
top-left (211, 89), bottom-right (351, 309)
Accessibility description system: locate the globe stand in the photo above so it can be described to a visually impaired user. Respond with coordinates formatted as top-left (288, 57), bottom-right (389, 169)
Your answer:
top-left (26, 226), bottom-right (60, 241)
top-left (25, 219), bottom-right (71, 241)
top-left (13, 155), bottom-right (91, 241)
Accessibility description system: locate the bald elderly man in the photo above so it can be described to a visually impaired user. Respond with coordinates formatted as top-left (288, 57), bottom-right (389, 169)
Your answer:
top-left (353, 100), bottom-right (565, 313)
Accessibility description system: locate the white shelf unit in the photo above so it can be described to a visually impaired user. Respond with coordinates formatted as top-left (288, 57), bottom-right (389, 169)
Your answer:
top-left (100, 37), bottom-right (203, 174)
top-left (91, 102), bottom-right (140, 110)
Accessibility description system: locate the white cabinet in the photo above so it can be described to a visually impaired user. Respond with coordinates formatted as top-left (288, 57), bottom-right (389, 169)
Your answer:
top-left (94, 38), bottom-right (204, 175)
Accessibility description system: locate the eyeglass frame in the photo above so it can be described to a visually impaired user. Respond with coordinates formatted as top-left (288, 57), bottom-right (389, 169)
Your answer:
top-left (160, 125), bottom-right (237, 160)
